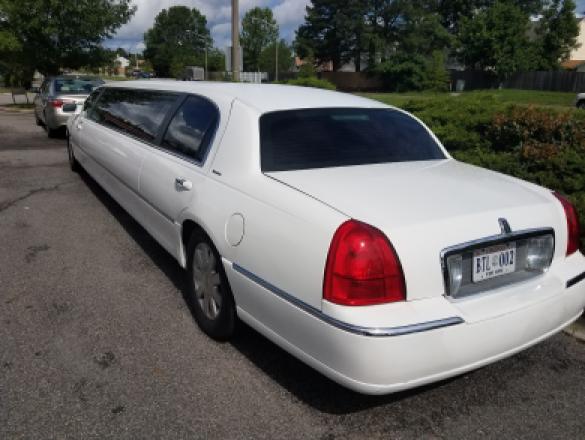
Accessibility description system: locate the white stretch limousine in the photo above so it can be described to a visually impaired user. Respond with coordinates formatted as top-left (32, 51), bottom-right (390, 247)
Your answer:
top-left (67, 81), bottom-right (585, 395)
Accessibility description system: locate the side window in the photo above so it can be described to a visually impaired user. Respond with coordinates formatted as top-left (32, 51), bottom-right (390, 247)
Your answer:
top-left (91, 88), bottom-right (178, 143)
top-left (161, 95), bottom-right (219, 162)
top-left (84, 88), bottom-right (101, 113)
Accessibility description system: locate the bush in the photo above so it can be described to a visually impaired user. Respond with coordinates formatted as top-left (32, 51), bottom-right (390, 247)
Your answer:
top-left (453, 106), bottom-right (585, 250)
top-left (401, 94), bottom-right (506, 151)
top-left (373, 51), bottom-right (450, 92)
top-left (297, 62), bottom-right (317, 79)
top-left (286, 77), bottom-right (336, 90)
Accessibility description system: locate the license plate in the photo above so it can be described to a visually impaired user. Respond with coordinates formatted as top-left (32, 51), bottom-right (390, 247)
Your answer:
top-left (472, 242), bottom-right (516, 283)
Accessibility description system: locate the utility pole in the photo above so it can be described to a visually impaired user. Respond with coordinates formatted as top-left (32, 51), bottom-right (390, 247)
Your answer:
top-left (275, 39), bottom-right (278, 82)
top-left (231, 0), bottom-right (240, 82)
top-left (204, 48), bottom-right (208, 81)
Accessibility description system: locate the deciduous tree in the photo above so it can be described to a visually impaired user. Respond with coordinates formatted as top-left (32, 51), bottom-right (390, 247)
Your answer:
top-left (0, 0), bottom-right (135, 75)
top-left (458, 1), bottom-right (534, 79)
top-left (258, 40), bottom-right (293, 78)
top-left (241, 7), bottom-right (279, 71)
top-left (533, 0), bottom-right (580, 69)
top-left (144, 6), bottom-right (212, 78)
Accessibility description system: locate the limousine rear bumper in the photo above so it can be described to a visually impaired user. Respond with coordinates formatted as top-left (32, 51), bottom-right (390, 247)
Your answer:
top-left (226, 257), bottom-right (585, 395)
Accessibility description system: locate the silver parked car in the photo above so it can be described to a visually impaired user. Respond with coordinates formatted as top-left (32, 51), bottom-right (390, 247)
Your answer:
top-left (34, 75), bottom-right (104, 137)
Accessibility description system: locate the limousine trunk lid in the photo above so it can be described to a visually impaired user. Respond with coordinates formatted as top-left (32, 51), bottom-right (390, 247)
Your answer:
top-left (266, 159), bottom-right (564, 300)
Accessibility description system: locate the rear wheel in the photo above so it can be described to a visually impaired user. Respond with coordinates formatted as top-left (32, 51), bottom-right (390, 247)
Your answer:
top-left (186, 231), bottom-right (236, 340)
top-left (47, 126), bottom-right (61, 138)
top-left (577, 101), bottom-right (585, 110)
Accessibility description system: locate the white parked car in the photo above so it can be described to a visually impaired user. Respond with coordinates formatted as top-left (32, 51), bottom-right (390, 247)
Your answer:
top-left (67, 81), bottom-right (585, 395)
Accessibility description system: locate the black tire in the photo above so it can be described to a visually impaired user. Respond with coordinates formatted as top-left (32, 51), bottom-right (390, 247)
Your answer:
top-left (66, 134), bottom-right (80, 172)
top-left (578, 101), bottom-right (585, 110)
top-left (186, 230), bottom-right (236, 341)
top-left (47, 126), bottom-right (60, 138)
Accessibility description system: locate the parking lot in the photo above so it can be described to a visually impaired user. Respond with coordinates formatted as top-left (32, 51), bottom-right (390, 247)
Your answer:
top-left (1, 109), bottom-right (584, 439)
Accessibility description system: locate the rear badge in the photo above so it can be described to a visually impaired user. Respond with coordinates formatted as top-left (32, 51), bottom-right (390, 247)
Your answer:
top-left (498, 218), bottom-right (512, 235)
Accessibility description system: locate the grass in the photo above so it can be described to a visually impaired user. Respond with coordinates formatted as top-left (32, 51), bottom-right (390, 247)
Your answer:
top-left (360, 89), bottom-right (577, 109)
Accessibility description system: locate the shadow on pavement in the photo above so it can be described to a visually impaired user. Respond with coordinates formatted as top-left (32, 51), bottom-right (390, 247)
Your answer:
top-left (78, 168), bottom-right (455, 415)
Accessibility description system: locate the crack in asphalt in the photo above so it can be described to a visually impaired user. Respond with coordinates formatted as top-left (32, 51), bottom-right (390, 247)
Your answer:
top-left (0, 180), bottom-right (75, 213)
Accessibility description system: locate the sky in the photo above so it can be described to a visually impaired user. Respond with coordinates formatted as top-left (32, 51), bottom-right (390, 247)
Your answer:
top-left (107, 0), bottom-right (585, 53)
top-left (105, 0), bottom-right (311, 53)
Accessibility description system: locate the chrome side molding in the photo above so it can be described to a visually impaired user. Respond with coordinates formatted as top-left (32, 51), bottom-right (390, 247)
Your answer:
top-left (232, 263), bottom-right (464, 337)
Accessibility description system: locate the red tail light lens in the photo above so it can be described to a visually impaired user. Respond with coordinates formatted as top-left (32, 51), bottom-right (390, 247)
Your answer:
top-left (49, 99), bottom-right (75, 108)
top-left (323, 220), bottom-right (406, 306)
top-left (50, 99), bottom-right (64, 108)
top-left (553, 192), bottom-right (581, 256)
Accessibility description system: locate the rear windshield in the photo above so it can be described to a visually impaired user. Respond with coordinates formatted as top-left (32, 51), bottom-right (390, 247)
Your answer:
top-left (54, 77), bottom-right (104, 95)
top-left (260, 108), bottom-right (446, 172)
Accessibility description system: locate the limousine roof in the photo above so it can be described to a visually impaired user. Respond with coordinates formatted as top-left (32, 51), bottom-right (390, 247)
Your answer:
top-left (102, 80), bottom-right (388, 114)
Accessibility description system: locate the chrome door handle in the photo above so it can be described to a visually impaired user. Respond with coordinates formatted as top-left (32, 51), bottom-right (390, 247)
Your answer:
top-left (175, 178), bottom-right (193, 191)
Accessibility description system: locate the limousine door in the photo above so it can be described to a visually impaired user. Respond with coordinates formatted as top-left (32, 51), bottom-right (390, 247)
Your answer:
top-left (139, 95), bottom-right (220, 259)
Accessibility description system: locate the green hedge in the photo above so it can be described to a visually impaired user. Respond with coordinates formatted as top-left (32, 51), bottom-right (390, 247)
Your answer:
top-left (285, 77), bottom-right (336, 90)
top-left (398, 96), bottom-right (585, 251)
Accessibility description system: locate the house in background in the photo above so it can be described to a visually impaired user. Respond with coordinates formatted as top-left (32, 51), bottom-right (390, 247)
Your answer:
top-left (114, 56), bottom-right (130, 76)
top-left (561, 59), bottom-right (585, 72)
top-left (562, 17), bottom-right (585, 70)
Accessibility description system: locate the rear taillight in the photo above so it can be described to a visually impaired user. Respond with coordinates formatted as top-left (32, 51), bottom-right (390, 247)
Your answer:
top-left (323, 220), bottom-right (406, 306)
top-left (553, 192), bottom-right (581, 256)
top-left (50, 99), bottom-right (64, 108)
top-left (49, 99), bottom-right (74, 108)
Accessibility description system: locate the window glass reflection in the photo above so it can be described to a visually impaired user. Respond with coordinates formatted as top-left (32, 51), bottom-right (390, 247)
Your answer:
top-left (162, 96), bottom-right (218, 161)
top-left (93, 89), bottom-right (177, 142)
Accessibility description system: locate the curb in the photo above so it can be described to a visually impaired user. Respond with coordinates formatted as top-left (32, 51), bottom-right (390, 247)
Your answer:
top-left (564, 315), bottom-right (585, 342)
top-left (0, 106), bottom-right (34, 113)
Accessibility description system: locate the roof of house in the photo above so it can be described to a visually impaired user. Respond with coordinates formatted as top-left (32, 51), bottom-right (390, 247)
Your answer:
top-left (102, 80), bottom-right (389, 114)
top-left (561, 60), bottom-right (585, 70)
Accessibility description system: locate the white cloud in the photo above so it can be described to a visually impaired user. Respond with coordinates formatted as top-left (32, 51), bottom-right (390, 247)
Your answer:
top-left (107, 0), bottom-right (309, 51)
top-left (273, 0), bottom-right (309, 27)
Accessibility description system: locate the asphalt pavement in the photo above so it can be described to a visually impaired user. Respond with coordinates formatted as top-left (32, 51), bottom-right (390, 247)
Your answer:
top-left (1, 109), bottom-right (585, 439)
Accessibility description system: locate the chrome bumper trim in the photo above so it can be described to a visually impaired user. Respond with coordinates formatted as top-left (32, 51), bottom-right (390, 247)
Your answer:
top-left (232, 263), bottom-right (465, 337)
top-left (567, 271), bottom-right (585, 289)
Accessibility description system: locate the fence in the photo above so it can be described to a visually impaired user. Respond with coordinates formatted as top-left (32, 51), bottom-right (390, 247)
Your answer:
top-left (321, 70), bottom-right (585, 93)
top-left (450, 70), bottom-right (585, 93)
top-left (319, 71), bottom-right (384, 92)
top-left (504, 71), bottom-right (585, 93)
top-left (192, 69), bottom-right (585, 93)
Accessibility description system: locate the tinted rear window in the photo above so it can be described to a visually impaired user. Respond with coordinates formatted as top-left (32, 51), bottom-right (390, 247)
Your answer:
top-left (91, 88), bottom-right (178, 142)
top-left (260, 108), bottom-right (445, 172)
top-left (54, 77), bottom-right (104, 95)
